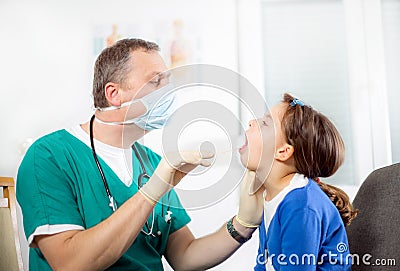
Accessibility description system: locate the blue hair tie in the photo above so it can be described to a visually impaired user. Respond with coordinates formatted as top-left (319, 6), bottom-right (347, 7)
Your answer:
top-left (290, 98), bottom-right (305, 107)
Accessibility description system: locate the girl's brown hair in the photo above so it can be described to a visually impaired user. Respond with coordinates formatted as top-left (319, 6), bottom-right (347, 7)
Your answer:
top-left (281, 93), bottom-right (358, 226)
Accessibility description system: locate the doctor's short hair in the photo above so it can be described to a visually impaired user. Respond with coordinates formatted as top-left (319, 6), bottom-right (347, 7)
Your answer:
top-left (92, 38), bottom-right (160, 108)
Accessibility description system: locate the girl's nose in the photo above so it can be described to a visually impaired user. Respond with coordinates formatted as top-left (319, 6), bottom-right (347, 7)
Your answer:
top-left (249, 119), bottom-right (256, 127)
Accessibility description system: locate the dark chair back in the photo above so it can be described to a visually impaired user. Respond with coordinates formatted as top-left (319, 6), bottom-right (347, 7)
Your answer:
top-left (346, 163), bottom-right (400, 270)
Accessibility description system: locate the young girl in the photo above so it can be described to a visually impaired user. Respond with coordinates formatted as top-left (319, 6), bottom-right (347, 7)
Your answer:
top-left (239, 93), bottom-right (358, 270)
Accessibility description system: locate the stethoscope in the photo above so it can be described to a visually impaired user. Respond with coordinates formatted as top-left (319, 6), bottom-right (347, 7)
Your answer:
top-left (89, 115), bottom-right (156, 237)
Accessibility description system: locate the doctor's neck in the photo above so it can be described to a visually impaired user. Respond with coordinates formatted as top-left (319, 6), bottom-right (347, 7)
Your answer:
top-left (81, 115), bottom-right (146, 149)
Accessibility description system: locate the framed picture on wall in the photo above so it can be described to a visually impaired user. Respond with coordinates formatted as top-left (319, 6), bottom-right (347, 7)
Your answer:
top-left (92, 19), bottom-right (203, 69)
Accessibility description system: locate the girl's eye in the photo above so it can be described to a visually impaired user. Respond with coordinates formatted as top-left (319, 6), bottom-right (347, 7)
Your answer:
top-left (262, 120), bottom-right (268, 126)
top-left (151, 79), bottom-right (161, 86)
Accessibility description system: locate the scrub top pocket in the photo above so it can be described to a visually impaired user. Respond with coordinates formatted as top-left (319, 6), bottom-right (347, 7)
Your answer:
top-left (144, 204), bottom-right (172, 255)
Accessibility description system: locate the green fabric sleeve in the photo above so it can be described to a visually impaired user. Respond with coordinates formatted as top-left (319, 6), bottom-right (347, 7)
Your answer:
top-left (16, 136), bottom-right (85, 240)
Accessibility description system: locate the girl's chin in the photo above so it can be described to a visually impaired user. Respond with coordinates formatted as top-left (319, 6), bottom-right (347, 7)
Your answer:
top-left (239, 152), bottom-right (258, 171)
top-left (238, 149), bottom-right (247, 165)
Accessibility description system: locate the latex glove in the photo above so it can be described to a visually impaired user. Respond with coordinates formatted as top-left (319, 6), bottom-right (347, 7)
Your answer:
top-left (236, 170), bottom-right (265, 228)
top-left (139, 150), bottom-right (214, 205)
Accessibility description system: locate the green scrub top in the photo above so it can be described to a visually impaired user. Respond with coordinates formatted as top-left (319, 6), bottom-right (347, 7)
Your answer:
top-left (16, 129), bottom-right (191, 271)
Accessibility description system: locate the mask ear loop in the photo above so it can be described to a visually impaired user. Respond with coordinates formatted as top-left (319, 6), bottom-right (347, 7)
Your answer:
top-left (94, 98), bottom-right (147, 125)
top-left (96, 99), bottom-right (141, 112)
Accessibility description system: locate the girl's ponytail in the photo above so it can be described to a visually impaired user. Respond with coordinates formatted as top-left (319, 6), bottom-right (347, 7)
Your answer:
top-left (317, 180), bottom-right (358, 226)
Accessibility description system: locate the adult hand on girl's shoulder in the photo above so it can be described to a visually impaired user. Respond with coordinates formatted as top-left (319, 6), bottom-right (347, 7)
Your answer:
top-left (237, 170), bottom-right (265, 228)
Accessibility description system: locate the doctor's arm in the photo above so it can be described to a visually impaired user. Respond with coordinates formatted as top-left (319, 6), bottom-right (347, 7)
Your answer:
top-left (165, 171), bottom-right (265, 270)
top-left (33, 152), bottom-right (211, 271)
top-left (35, 192), bottom-right (156, 271)
top-left (165, 218), bottom-right (254, 271)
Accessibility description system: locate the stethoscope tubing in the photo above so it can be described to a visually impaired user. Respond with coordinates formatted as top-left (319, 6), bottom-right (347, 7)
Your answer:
top-left (89, 115), bottom-right (155, 237)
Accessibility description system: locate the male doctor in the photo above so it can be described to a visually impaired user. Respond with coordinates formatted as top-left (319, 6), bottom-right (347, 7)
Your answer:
top-left (17, 38), bottom-right (265, 271)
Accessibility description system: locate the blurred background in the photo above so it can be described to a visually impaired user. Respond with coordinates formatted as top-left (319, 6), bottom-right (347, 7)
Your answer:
top-left (0, 0), bottom-right (399, 269)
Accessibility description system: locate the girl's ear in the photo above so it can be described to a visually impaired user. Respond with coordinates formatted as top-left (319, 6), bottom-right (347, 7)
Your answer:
top-left (104, 82), bottom-right (122, 107)
top-left (275, 143), bottom-right (294, 162)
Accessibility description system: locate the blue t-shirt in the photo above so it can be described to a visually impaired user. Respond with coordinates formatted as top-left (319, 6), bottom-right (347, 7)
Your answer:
top-left (255, 177), bottom-right (351, 271)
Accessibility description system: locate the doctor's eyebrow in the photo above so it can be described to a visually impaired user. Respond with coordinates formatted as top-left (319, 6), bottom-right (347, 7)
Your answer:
top-left (147, 71), bottom-right (171, 80)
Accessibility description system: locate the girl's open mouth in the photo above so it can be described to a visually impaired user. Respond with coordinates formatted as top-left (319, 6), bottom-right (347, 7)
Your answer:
top-left (239, 134), bottom-right (248, 153)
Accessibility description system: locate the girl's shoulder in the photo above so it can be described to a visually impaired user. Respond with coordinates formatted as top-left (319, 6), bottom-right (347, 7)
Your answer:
top-left (278, 180), bottom-right (338, 217)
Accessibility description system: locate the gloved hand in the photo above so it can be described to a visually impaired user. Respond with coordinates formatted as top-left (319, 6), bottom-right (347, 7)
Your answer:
top-left (139, 150), bottom-right (214, 205)
top-left (236, 170), bottom-right (265, 228)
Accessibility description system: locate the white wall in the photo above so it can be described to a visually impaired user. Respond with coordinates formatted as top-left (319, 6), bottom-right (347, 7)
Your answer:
top-left (0, 0), bottom-right (240, 178)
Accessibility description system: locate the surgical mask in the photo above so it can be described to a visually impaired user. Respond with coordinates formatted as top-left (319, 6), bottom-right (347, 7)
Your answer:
top-left (95, 82), bottom-right (176, 130)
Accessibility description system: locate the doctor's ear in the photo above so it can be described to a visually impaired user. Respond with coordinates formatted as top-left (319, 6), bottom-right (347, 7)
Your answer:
top-left (275, 143), bottom-right (294, 162)
top-left (104, 82), bottom-right (122, 107)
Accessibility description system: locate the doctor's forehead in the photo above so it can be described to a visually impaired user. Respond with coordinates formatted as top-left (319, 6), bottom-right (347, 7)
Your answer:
top-left (130, 50), bottom-right (167, 75)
